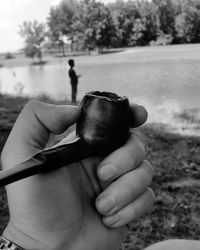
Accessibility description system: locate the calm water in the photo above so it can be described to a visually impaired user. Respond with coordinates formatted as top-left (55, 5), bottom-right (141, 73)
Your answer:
top-left (1, 46), bottom-right (200, 136)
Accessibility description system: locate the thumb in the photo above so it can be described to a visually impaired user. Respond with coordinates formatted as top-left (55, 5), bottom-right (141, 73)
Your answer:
top-left (1, 100), bottom-right (81, 169)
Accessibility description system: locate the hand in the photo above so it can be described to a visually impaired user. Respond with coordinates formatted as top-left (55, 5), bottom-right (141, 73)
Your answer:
top-left (1, 100), bottom-right (155, 250)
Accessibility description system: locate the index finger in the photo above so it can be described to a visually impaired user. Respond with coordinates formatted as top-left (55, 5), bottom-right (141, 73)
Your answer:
top-left (97, 132), bottom-right (145, 183)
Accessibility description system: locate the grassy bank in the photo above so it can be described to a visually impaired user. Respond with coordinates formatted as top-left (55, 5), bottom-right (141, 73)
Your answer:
top-left (0, 53), bottom-right (62, 68)
top-left (0, 48), bottom-right (123, 68)
top-left (1, 43), bottom-right (200, 69)
top-left (0, 94), bottom-right (200, 250)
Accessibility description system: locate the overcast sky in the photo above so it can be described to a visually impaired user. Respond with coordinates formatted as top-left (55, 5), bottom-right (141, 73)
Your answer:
top-left (0, 0), bottom-right (114, 53)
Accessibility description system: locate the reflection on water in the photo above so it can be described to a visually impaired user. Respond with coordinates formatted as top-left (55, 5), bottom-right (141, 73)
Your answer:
top-left (1, 50), bottom-right (200, 136)
top-left (0, 65), bottom-right (70, 100)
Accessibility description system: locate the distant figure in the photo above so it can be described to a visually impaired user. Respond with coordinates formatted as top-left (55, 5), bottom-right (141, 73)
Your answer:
top-left (68, 59), bottom-right (81, 104)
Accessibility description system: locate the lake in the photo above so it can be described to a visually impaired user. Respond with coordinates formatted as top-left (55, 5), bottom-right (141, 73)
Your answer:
top-left (1, 44), bottom-right (200, 136)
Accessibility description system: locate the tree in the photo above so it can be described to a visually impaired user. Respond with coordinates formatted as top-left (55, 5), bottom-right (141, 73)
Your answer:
top-left (109, 0), bottom-right (141, 47)
top-left (45, 0), bottom-right (200, 51)
top-left (175, 0), bottom-right (200, 43)
top-left (47, 6), bottom-right (66, 55)
top-left (153, 0), bottom-right (176, 39)
top-left (130, 18), bottom-right (146, 46)
top-left (47, 0), bottom-right (81, 53)
top-left (137, 0), bottom-right (158, 44)
top-left (19, 20), bottom-right (47, 61)
top-left (80, 0), bottom-right (116, 52)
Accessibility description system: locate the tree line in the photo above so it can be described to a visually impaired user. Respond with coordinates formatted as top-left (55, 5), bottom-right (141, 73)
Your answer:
top-left (19, 0), bottom-right (200, 60)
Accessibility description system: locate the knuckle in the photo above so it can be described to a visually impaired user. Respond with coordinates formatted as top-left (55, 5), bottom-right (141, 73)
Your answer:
top-left (0, 151), bottom-right (5, 167)
top-left (130, 132), bottom-right (146, 156)
top-left (143, 160), bottom-right (154, 178)
top-left (138, 161), bottom-right (153, 187)
top-left (130, 130), bottom-right (146, 146)
top-left (23, 100), bottom-right (41, 113)
top-left (125, 150), bottom-right (136, 169)
top-left (127, 133), bottom-right (146, 167)
top-left (116, 212), bottom-right (124, 225)
top-left (139, 139), bottom-right (146, 158)
top-left (148, 187), bottom-right (156, 202)
top-left (146, 188), bottom-right (156, 211)
top-left (129, 203), bottom-right (139, 220)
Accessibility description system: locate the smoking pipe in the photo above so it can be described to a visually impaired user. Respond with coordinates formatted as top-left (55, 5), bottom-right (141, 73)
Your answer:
top-left (0, 91), bottom-right (130, 187)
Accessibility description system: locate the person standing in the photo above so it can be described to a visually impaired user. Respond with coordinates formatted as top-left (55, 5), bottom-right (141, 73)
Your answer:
top-left (68, 59), bottom-right (81, 104)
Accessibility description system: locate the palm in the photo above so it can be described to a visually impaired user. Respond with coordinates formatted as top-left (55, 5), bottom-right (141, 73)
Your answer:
top-left (7, 157), bottom-right (125, 250)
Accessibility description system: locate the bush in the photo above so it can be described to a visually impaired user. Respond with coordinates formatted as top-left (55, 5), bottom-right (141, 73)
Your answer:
top-left (150, 34), bottom-right (173, 46)
top-left (5, 52), bottom-right (15, 60)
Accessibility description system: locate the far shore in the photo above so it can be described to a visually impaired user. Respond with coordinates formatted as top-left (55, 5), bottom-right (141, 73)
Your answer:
top-left (1, 43), bottom-right (200, 69)
top-left (0, 48), bottom-right (124, 68)
top-left (0, 52), bottom-right (75, 69)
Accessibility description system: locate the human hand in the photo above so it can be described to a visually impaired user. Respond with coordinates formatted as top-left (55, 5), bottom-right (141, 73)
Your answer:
top-left (1, 100), bottom-right (154, 250)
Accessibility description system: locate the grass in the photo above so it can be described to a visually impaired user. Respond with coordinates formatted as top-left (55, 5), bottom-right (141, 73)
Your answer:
top-left (0, 94), bottom-right (200, 250)
top-left (124, 127), bottom-right (200, 249)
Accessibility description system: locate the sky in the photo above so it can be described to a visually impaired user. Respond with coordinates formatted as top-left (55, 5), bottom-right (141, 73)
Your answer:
top-left (0, 0), bottom-right (115, 53)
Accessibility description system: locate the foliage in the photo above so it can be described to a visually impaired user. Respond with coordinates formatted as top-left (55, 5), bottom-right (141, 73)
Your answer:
top-left (19, 20), bottom-right (47, 61)
top-left (46, 0), bottom-right (200, 51)
top-left (80, 0), bottom-right (116, 51)
top-left (175, 0), bottom-right (200, 43)
top-left (5, 52), bottom-right (15, 60)
top-left (150, 32), bottom-right (173, 46)
top-left (137, 0), bottom-right (158, 44)
top-left (47, 0), bottom-right (81, 54)
top-left (108, 0), bottom-right (141, 47)
top-left (130, 18), bottom-right (146, 46)
top-left (153, 0), bottom-right (176, 38)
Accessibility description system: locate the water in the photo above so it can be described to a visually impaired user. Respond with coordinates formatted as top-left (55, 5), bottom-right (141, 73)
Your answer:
top-left (0, 64), bottom-right (70, 100)
top-left (1, 46), bottom-right (200, 136)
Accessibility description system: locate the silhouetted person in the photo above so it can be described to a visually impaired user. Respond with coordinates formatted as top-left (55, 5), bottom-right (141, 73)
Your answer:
top-left (68, 59), bottom-right (81, 104)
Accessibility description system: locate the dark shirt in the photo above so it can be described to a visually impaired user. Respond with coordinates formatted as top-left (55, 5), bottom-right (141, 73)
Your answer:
top-left (69, 68), bottom-right (78, 85)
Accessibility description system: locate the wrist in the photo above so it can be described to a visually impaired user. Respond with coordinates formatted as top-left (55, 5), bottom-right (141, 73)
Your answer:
top-left (0, 236), bottom-right (24, 250)
top-left (3, 223), bottom-right (46, 250)
top-left (3, 221), bottom-right (81, 250)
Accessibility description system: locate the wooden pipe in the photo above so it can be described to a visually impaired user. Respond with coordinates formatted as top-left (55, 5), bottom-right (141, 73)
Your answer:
top-left (0, 91), bottom-right (130, 187)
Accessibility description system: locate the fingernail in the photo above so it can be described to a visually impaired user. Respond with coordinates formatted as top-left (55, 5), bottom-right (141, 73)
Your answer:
top-left (98, 164), bottom-right (117, 181)
top-left (96, 195), bottom-right (115, 214)
top-left (103, 214), bottom-right (120, 227)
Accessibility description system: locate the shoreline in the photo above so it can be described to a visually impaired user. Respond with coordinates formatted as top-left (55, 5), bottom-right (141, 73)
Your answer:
top-left (1, 43), bottom-right (200, 69)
